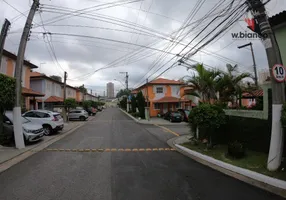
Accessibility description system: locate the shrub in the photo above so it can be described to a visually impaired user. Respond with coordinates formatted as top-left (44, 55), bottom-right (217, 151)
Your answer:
top-left (189, 103), bottom-right (226, 145)
top-left (131, 95), bottom-right (137, 113)
top-left (136, 91), bottom-right (146, 119)
top-left (119, 97), bottom-right (127, 110)
top-left (0, 74), bottom-right (15, 143)
top-left (228, 141), bottom-right (245, 159)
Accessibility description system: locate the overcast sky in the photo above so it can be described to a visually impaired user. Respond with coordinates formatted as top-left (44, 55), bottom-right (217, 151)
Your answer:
top-left (1, 0), bottom-right (285, 96)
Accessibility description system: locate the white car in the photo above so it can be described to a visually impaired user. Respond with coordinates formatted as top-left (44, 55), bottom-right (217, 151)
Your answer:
top-left (4, 111), bottom-right (45, 143)
top-left (22, 110), bottom-right (64, 136)
top-left (68, 109), bottom-right (89, 121)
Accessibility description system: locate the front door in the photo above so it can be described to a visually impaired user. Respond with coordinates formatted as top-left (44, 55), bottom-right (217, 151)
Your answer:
top-left (163, 103), bottom-right (168, 113)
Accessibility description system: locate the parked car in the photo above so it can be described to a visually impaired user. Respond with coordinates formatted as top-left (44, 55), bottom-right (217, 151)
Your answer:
top-left (86, 107), bottom-right (96, 116)
top-left (68, 109), bottom-right (89, 121)
top-left (4, 111), bottom-right (45, 143)
top-left (22, 110), bottom-right (64, 136)
top-left (164, 111), bottom-right (182, 123)
top-left (177, 109), bottom-right (190, 122)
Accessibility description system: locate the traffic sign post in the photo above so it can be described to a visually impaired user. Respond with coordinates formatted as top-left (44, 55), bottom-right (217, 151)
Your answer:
top-left (272, 64), bottom-right (286, 83)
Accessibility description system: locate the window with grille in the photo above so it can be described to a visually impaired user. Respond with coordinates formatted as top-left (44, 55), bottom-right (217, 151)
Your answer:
top-left (154, 103), bottom-right (160, 110)
top-left (156, 87), bottom-right (163, 94)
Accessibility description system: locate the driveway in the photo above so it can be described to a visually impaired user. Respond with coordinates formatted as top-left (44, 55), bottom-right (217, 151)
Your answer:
top-left (0, 108), bottom-right (283, 200)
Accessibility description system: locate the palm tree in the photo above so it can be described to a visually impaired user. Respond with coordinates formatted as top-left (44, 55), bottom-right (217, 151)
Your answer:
top-left (216, 64), bottom-right (253, 106)
top-left (186, 64), bottom-right (221, 102)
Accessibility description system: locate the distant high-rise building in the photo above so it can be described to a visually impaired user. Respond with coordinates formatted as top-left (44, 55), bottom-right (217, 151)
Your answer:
top-left (106, 82), bottom-right (115, 98)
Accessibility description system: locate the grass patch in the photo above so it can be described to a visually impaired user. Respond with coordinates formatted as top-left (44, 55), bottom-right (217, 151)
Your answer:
top-left (182, 142), bottom-right (286, 181)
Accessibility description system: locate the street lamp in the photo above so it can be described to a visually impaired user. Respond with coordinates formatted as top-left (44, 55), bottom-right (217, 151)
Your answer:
top-left (237, 42), bottom-right (258, 86)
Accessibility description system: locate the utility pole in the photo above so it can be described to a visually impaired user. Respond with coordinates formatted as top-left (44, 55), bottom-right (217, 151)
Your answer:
top-left (238, 42), bottom-right (258, 86)
top-left (146, 78), bottom-right (150, 121)
top-left (63, 71), bottom-right (67, 122)
top-left (0, 19), bottom-right (11, 70)
top-left (246, 0), bottom-right (285, 171)
top-left (14, 0), bottom-right (40, 149)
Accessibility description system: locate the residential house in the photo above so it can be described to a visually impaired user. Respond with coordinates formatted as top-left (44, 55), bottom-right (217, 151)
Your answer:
top-left (241, 89), bottom-right (263, 108)
top-left (0, 50), bottom-right (44, 110)
top-left (270, 11), bottom-right (286, 65)
top-left (30, 72), bottom-right (64, 110)
top-left (133, 78), bottom-right (192, 117)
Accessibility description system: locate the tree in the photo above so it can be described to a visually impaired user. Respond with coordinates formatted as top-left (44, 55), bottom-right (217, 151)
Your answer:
top-left (216, 64), bottom-right (252, 106)
top-left (0, 74), bottom-right (15, 137)
top-left (64, 98), bottom-right (77, 113)
top-left (49, 75), bottom-right (62, 82)
top-left (136, 91), bottom-right (146, 119)
top-left (186, 64), bottom-right (221, 102)
top-left (131, 95), bottom-right (137, 113)
top-left (82, 100), bottom-right (92, 110)
top-left (119, 97), bottom-right (127, 110)
top-left (116, 89), bottom-right (131, 98)
top-left (77, 85), bottom-right (87, 94)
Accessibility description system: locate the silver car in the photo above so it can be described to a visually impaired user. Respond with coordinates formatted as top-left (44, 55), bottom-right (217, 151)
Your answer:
top-left (3, 111), bottom-right (45, 143)
top-left (68, 109), bottom-right (89, 121)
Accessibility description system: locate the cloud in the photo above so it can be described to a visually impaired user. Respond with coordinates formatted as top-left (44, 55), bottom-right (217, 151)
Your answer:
top-left (1, 0), bottom-right (286, 94)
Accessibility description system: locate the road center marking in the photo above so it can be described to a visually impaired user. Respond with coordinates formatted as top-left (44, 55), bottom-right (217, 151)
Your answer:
top-left (154, 124), bottom-right (180, 137)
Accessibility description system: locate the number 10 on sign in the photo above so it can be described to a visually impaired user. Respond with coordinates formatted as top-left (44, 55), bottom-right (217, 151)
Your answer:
top-left (272, 64), bottom-right (286, 82)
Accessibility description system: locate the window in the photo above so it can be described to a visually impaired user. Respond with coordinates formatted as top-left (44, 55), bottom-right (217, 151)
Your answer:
top-left (24, 112), bottom-right (36, 118)
top-left (154, 103), bottom-right (160, 110)
top-left (156, 87), bottom-right (163, 94)
top-left (35, 112), bottom-right (50, 118)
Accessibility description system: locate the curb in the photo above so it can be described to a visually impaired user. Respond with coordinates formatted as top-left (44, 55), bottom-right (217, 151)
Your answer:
top-left (167, 136), bottom-right (286, 198)
top-left (0, 122), bottom-right (85, 174)
top-left (119, 108), bottom-right (188, 126)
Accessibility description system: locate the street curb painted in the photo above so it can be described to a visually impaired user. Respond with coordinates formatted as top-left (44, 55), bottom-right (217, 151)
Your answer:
top-left (119, 108), bottom-right (139, 122)
top-left (119, 108), bottom-right (188, 126)
top-left (0, 122), bottom-right (85, 174)
top-left (167, 136), bottom-right (286, 198)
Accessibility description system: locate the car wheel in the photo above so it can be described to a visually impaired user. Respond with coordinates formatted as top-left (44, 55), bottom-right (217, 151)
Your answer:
top-left (43, 125), bottom-right (52, 136)
top-left (80, 116), bottom-right (85, 121)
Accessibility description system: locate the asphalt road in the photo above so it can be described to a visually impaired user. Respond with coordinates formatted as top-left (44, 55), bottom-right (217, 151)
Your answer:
top-left (0, 108), bottom-right (284, 200)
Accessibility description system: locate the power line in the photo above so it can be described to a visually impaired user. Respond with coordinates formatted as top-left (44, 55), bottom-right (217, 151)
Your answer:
top-left (37, 0), bottom-right (143, 28)
top-left (3, 0), bottom-right (42, 27)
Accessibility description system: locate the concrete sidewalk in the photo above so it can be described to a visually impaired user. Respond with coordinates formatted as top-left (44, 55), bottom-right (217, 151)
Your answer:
top-left (0, 121), bottom-right (83, 165)
top-left (120, 108), bottom-right (188, 126)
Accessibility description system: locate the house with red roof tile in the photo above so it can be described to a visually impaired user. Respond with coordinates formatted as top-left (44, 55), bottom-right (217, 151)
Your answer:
top-left (133, 78), bottom-right (194, 117)
top-left (0, 49), bottom-right (44, 111)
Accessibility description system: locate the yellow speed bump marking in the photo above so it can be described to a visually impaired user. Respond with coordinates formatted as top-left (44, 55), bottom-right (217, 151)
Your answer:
top-left (154, 124), bottom-right (180, 137)
top-left (41, 148), bottom-right (176, 152)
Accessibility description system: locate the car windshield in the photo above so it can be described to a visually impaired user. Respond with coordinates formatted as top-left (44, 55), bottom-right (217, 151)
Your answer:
top-left (172, 112), bottom-right (181, 117)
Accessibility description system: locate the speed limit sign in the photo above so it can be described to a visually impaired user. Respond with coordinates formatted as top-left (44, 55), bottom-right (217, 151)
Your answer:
top-left (272, 64), bottom-right (286, 82)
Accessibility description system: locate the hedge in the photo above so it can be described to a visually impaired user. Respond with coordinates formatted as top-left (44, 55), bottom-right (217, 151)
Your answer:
top-left (198, 89), bottom-right (279, 154)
